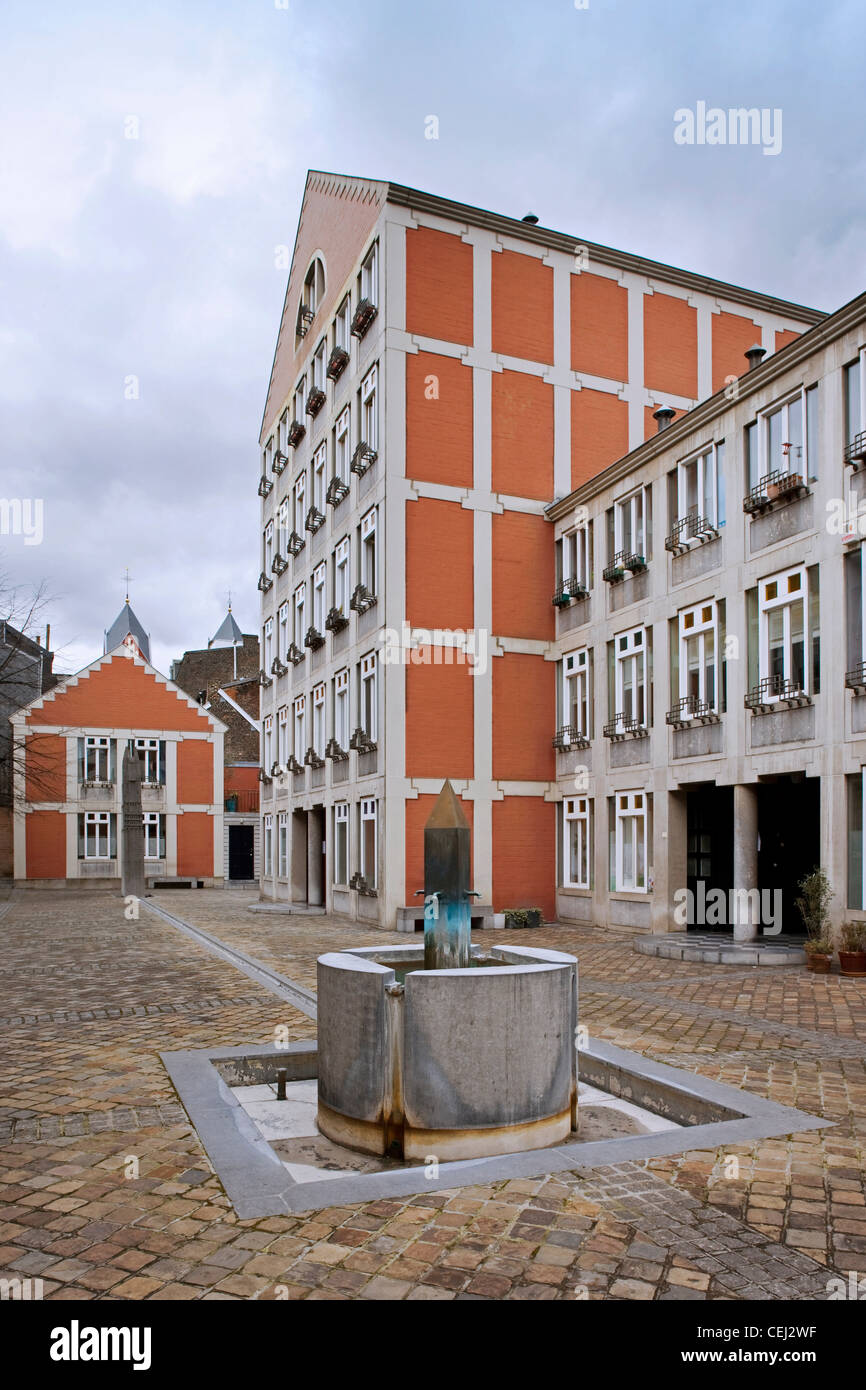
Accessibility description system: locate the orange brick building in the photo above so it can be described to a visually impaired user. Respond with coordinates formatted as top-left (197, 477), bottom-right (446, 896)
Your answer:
top-left (12, 606), bottom-right (225, 887)
top-left (256, 172), bottom-right (821, 925)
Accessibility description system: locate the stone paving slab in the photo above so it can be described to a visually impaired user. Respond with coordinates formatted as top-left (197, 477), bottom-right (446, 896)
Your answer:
top-left (0, 888), bottom-right (863, 1299)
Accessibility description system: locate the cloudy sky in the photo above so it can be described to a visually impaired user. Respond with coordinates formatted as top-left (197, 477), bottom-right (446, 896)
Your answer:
top-left (1, 0), bottom-right (863, 676)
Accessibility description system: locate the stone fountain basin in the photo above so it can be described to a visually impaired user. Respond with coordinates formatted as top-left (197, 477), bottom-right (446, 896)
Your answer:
top-left (316, 942), bottom-right (578, 1162)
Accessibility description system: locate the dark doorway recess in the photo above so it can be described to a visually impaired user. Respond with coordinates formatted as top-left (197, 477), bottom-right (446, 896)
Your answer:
top-left (228, 824), bottom-right (254, 880)
top-left (757, 774), bottom-right (819, 936)
top-left (685, 784), bottom-right (734, 931)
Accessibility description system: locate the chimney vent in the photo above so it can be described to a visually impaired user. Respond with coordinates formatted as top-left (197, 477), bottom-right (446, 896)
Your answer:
top-left (652, 406), bottom-right (676, 433)
top-left (521, 213), bottom-right (539, 224)
top-left (745, 343), bottom-right (767, 371)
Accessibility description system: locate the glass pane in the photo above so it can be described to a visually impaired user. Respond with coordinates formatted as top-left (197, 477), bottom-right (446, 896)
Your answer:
top-left (363, 819), bottom-right (376, 887)
top-left (768, 408), bottom-right (783, 474)
top-left (702, 453), bottom-right (715, 522)
top-left (636, 818), bottom-right (645, 889)
top-left (622, 818), bottom-right (634, 889)
top-left (768, 608), bottom-right (785, 678)
top-left (704, 630), bottom-right (715, 708)
top-left (686, 634), bottom-right (700, 700)
top-left (787, 396), bottom-right (803, 473)
top-left (790, 599), bottom-right (805, 688)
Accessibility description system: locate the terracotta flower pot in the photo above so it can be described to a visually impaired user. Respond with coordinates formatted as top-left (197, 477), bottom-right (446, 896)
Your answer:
top-left (839, 950), bottom-right (866, 978)
top-left (806, 952), bottom-right (832, 974)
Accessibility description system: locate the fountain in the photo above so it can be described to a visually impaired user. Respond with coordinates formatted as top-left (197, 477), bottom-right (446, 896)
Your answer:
top-left (316, 781), bottom-right (579, 1161)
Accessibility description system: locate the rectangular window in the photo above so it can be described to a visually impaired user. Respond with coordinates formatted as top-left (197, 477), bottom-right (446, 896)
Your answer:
top-left (312, 339), bottom-right (326, 392)
top-left (845, 356), bottom-right (864, 445)
top-left (335, 408), bottom-right (351, 483)
top-left (757, 566), bottom-right (818, 697)
top-left (361, 366), bottom-right (378, 450)
top-left (613, 792), bottom-right (649, 892)
top-left (312, 563), bottom-right (326, 632)
top-left (312, 684), bottom-right (325, 757)
top-left (263, 618), bottom-right (274, 671)
top-left (293, 583), bottom-right (306, 646)
top-left (143, 812), bottom-right (166, 860)
top-left (361, 508), bottom-right (377, 594)
top-left (263, 716), bottom-right (273, 770)
top-left (83, 736), bottom-right (113, 783)
top-left (749, 386), bottom-right (819, 485)
top-left (361, 243), bottom-right (378, 305)
top-left (674, 443), bottom-right (725, 536)
top-left (360, 797), bottom-right (377, 887)
top-left (312, 443), bottom-right (326, 512)
top-left (294, 473), bottom-right (306, 534)
top-left (278, 412), bottom-right (289, 457)
top-left (360, 652), bottom-right (377, 740)
top-left (79, 811), bottom-right (116, 859)
top-left (277, 499), bottom-right (290, 556)
top-left (334, 537), bottom-right (350, 615)
top-left (134, 738), bottom-right (165, 784)
top-left (335, 295), bottom-right (351, 352)
top-left (613, 485), bottom-right (650, 561)
top-left (278, 602), bottom-right (289, 662)
top-left (677, 602), bottom-right (721, 714)
top-left (278, 812), bottom-right (288, 877)
top-left (293, 376), bottom-right (306, 422)
top-left (558, 523), bottom-right (590, 591)
top-left (277, 707), bottom-right (288, 764)
top-left (563, 798), bottom-right (591, 889)
top-left (562, 648), bottom-right (591, 737)
top-left (613, 626), bottom-right (647, 730)
top-left (264, 521), bottom-right (274, 573)
top-left (334, 668), bottom-right (349, 748)
top-left (263, 815), bottom-right (273, 875)
top-left (848, 773), bottom-right (863, 909)
top-left (293, 696), bottom-right (306, 759)
top-left (334, 802), bottom-right (349, 886)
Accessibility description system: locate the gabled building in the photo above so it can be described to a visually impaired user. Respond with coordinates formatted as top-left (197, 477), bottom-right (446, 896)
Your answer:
top-left (0, 620), bottom-right (57, 876)
top-left (171, 609), bottom-right (261, 883)
top-left (256, 170), bottom-right (822, 927)
top-left (12, 602), bottom-right (225, 887)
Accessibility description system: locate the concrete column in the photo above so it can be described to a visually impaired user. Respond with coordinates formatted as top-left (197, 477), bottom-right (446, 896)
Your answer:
top-left (291, 810), bottom-right (307, 903)
top-left (307, 807), bottom-right (324, 907)
top-left (733, 783), bottom-right (759, 942)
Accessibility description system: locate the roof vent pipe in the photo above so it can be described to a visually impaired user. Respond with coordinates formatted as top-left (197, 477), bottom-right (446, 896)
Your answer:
top-left (745, 343), bottom-right (767, 371)
top-left (653, 406), bottom-right (676, 433)
top-left (521, 213), bottom-right (539, 224)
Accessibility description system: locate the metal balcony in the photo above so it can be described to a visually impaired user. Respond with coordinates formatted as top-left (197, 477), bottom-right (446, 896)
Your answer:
top-left (744, 674), bottom-right (811, 712)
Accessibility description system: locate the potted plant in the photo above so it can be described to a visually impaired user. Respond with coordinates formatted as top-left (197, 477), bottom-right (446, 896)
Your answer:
top-left (796, 868), bottom-right (834, 973)
top-left (839, 921), bottom-right (866, 978)
top-left (504, 907), bottom-right (543, 930)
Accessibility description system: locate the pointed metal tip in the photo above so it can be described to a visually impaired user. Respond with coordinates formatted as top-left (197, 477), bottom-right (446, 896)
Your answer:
top-left (425, 779), bottom-right (468, 830)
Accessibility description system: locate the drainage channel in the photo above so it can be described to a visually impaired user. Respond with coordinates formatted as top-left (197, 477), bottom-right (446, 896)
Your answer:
top-left (142, 899), bottom-right (317, 1021)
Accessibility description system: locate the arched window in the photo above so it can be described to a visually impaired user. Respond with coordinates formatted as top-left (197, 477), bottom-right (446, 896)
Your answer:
top-left (296, 256), bottom-right (325, 343)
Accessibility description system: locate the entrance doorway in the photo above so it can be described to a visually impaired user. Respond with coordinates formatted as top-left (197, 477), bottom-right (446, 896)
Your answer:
top-left (228, 824), bottom-right (254, 880)
top-left (685, 785), bottom-right (734, 931)
top-left (757, 775), bottom-right (820, 935)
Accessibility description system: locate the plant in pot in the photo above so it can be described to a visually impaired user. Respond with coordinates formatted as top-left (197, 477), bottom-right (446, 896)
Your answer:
top-left (839, 921), bottom-right (866, 978)
top-left (504, 907), bottom-right (543, 930)
top-left (796, 868), bottom-right (834, 973)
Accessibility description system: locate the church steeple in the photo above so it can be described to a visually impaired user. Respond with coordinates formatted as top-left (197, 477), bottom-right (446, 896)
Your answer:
top-left (104, 579), bottom-right (151, 662)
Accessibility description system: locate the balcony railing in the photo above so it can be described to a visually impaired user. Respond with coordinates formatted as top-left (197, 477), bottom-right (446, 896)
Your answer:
top-left (666, 695), bottom-right (721, 728)
top-left (270, 656), bottom-right (288, 677)
top-left (286, 755), bottom-right (304, 775)
top-left (665, 514), bottom-right (719, 554)
top-left (271, 552), bottom-right (288, 576)
top-left (845, 661), bottom-right (866, 692)
top-left (257, 571), bottom-right (273, 593)
top-left (287, 531), bottom-right (305, 557)
top-left (349, 583), bottom-right (377, 614)
top-left (603, 550), bottom-right (646, 583)
top-left (326, 345), bottom-right (350, 382)
top-left (743, 469), bottom-right (808, 515)
top-left (349, 727), bottom-right (377, 754)
top-left (297, 304), bottom-right (314, 338)
top-left (325, 737), bottom-right (350, 762)
top-left (326, 475), bottom-right (350, 506)
top-left (258, 475), bottom-right (273, 498)
top-left (304, 505), bottom-right (326, 534)
top-left (258, 668), bottom-right (273, 688)
top-left (286, 642), bottom-right (305, 666)
top-left (325, 607), bottom-right (349, 633)
top-left (304, 747), bottom-right (325, 770)
top-left (552, 724), bottom-right (590, 750)
top-left (272, 450), bottom-right (289, 475)
top-left (552, 577), bottom-right (589, 606)
top-left (844, 431), bottom-right (866, 470)
top-left (225, 789), bottom-right (259, 813)
top-left (305, 385), bottom-right (326, 418)
top-left (744, 674), bottom-right (812, 712)
top-left (304, 626), bottom-right (325, 651)
top-left (351, 442), bottom-right (377, 476)
top-left (350, 298), bottom-right (378, 339)
top-left (603, 713), bottom-right (649, 740)
top-left (287, 419), bottom-right (306, 448)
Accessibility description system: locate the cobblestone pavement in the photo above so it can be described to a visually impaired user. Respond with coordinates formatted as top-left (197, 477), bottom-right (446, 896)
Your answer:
top-left (0, 888), bottom-right (863, 1301)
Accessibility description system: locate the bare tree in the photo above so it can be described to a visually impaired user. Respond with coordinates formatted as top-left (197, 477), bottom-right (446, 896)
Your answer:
top-left (0, 575), bottom-right (61, 804)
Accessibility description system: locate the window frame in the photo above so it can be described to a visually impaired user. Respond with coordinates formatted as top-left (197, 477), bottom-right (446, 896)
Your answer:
top-left (563, 797), bottom-right (591, 890)
top-left (334, 801), bottom-right (349, 886)
top-left (360, 796), bottom-right (377, 888)
top-left (563, 648), bottom-right (591, 737)
top-left (678, 601), bottom-right (721, 714)
top-left (614, 791), bottom-right (648, 893)
top-left (614, 626), bottom-right (647, 727)
top-left (361, 508), bottom-right (377, 594)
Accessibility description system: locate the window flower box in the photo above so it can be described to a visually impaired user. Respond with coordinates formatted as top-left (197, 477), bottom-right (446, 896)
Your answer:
top-left (326, 346), bottom-right (350, 381)
top-left (350, 298), bottom-right (378, 339)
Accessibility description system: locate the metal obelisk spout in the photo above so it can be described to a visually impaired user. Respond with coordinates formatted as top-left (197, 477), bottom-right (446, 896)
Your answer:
top-left (423, 780), bottom-right (473, 971)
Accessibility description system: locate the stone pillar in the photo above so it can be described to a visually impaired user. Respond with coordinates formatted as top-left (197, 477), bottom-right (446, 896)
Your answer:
top-left (307, 808), bottom-right (324, 907)
top-left (732, 783), bottom-right (759, 942)
top-left (121, 746), bottom-right (145, 901)
top-left (290, 811), bottom-right (307, 903)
